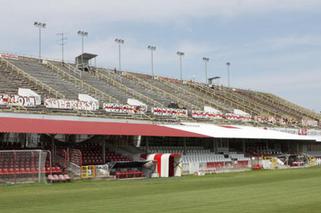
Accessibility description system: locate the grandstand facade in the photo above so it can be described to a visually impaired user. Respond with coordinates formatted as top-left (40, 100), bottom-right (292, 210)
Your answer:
top-left (0, 52), bottom-right (321, 183)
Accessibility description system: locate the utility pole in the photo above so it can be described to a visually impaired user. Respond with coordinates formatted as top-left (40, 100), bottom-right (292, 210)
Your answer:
top-left (57, 32), bottom-right (67, 63)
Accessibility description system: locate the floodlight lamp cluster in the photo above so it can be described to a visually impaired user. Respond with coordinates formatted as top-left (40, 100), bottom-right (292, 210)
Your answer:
top-left (34, 22), bottom-right (46, 28)
top-left (202, 57), bottom-right (210, 62)
top-left (115, 38), bottom-right (124, 44)
top-left (148, 45), bottom-right (156, 50)
top-left (77, 30), bottom-right (88, 37)
top-left (176, 51), bottom-right (184, 56)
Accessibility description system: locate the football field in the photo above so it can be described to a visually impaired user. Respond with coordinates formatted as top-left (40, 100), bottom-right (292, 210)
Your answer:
top-left (1, 167), bottom-right (321, 213)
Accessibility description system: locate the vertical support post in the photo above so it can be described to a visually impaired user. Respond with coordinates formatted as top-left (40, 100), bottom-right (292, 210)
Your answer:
top-left (102, 139), bottom-right (106, 163)
top-left (51, 135), bottom-right (55, 163)
top-left (227, 139), bottom-right (230, 153)
top-left (242, 139), bottom-right (246, 154)
top-left (14, 151), bottom-right (17, 184)
top-left (146, 137), bottom-right (149, 151)
top-left (48, 150), bottom-right (52, 176)
top-left (266, 140), bottom-right (269, 151)
top-left (38, 150), bottom-right (42, 183)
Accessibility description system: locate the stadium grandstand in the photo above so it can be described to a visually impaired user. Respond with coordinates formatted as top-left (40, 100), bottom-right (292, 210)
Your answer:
top-left (0, 52), bottom-right (321, 184)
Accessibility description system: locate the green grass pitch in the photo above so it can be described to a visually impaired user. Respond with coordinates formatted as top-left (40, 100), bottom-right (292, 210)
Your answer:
top-left (1, 167), bottom-right (321, 213)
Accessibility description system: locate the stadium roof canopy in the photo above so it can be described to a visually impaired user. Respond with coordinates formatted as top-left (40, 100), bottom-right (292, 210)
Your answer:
top-left (0, 115), bottom-right (318, 141)
top-left (75, 53), bottom-right (97, 61)
top-left (163, 123), bottom-right (319, 141)
top-left (0, 117), bottom-right (206, 138)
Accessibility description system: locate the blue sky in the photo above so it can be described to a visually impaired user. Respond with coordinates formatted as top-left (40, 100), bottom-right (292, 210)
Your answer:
top-left (0, 0), bottom-right (321, 111)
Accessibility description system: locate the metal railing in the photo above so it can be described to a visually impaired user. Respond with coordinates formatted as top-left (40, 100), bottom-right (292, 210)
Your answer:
top-left (64, 62), bottom-right (81, 77)
top-left (186, 81), bottom-right (260, 115)
top-left (159, 78), bottom-right (238, 112)
top-left (264, 92), bottom-right (321, 121)
top-left (124, 72), bottom-right (198, 110)
top-left (95, 69), bottom-right (164, 107)
top-left (44, 61), bottom-right (117, 103)
top-left (0, 58), bottom-right (65, 99)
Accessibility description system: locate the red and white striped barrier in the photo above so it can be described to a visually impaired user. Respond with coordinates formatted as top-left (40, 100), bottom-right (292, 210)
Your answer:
top-left (103, 103), bottom-right (147, 114)
top-left (152, 107), bottom-right (188, 118)
top-left (191, 110), bottom-right (224, 120)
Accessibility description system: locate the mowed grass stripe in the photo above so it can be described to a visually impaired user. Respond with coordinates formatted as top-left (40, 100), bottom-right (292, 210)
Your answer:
top-left (0, 167), bottom-right (321, 213)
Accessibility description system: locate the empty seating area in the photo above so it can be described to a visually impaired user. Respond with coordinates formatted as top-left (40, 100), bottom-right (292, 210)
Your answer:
top-left (69, 145), bottom-right (104, 166)
top-left (144, 146), bottom-right (231, 164)
top-left (144, 78), bottom-right (199, 109)
top-left (0, 142), bottom-right (21, 150)
top-left (101, 70), bottom-right (168, 106)
top-left (182, 153), bottom-right (228, 164)
top-left (9, 59), bottom-right (87, 99)
top-left (228, 152), bottom-right (250, 161)
top-left (307, 151), bottom-right (321, 157)
top-left (105, 150), bottom-right (131, 162)
top-left (48, 174), bottom-right (71, 183)
top-left (0, 55), bottom-right (319, 126)
top-left (0, 63), bottom-right (51, 98)
top-left (246, 144), bottom-right (283, 156)
top-left (54, 64), bottom-right (129, 103)
top-left (79, 143), bottom-right (104, 165)
top-left (69, 143), bottom-right (132, 166)
top-left (111, 169), bottom-right (144, 179)
top-left (145, 146), bottom-right (212, 154)
top-left (0, 151), bottom-right (62, 176)
top-left (143, 146), bottom-right (251, 171)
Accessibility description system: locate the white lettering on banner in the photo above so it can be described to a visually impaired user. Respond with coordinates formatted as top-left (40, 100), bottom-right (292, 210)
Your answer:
top-left (0, 53), bottom-right (19, 60)
top-left (152, 107), bottom-right (188, 118)
top-left (0, 94), bottom-right (36, 107)
top-left (103, 103), bottom-right (147, 114)
top-left (224, 113), bottom-right (252, 122)
top-left (191, 110), bottom-right (223, 120)
top-left (301, 119), bottom-right (318, 127)
top-left (44, 98), bottom-right (99, 111)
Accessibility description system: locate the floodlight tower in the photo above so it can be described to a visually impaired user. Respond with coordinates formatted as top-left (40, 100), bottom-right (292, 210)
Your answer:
top-left (115, 38), bottom-right (124, 70)
top-left (176, 51), bottom-right (185, 80)
top-left (202, 57), bottom-right (210, 83)
top-left (33, 21), bottom-right (46, 60)
top-left (147, 45), bottom-right (156, 77)
top-left (226, 62), bottom-right (231, 87)
top-left (77, 30), bottom-right (88, 73)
